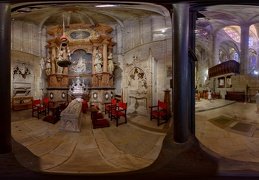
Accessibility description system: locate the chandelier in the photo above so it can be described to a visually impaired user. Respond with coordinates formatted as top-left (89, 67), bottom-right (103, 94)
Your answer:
top-left (57, 14), bottom-right (72, 67)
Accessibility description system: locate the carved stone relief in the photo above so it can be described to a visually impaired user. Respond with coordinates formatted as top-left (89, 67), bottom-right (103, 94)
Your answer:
top-left (124, 54), bottom-right (152, 115)
top-left (12, 62), bottom-right (33, 97)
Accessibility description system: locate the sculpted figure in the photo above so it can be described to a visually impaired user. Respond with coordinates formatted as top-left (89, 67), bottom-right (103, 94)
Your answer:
top-left (94, 51), bottom-right (103, 73)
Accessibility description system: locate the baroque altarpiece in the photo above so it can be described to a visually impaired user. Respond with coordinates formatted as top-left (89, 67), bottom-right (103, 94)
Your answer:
top-left (45, 23), bottom-right (115, 109)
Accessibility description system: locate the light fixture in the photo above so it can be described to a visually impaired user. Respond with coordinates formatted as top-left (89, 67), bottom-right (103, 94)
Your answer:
top-left (57, 14), bottom-right (72, 67)
top-left (50, 92), bottom-right (54, 99)
top-left (61, 92), bottom-right (66, 99)
top-left (95, 4), bottom-right (117, 8)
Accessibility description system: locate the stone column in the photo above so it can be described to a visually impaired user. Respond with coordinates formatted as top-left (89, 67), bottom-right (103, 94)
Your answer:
top-left (102, 41), bottom-right (108, 72)
top-left (0, 3), bottom-right (11, 153)
top-left (212, 34), bottom-right (218, 66)
top-left (173, 3), bottom-right (190, 143)
top-left (240, 24), bottom-right (250, 75)
top-left (189, 9), bottom-right (197, 135)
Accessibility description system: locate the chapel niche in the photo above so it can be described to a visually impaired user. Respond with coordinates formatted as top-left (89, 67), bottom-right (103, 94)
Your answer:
top-left (45, 23), bottom-right (115, 107)
top-left (124, 54), bottom-right (153, 116)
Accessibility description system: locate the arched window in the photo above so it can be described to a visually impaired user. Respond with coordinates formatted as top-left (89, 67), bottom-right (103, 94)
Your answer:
top-left (224, 26), bottom-right (240, 43)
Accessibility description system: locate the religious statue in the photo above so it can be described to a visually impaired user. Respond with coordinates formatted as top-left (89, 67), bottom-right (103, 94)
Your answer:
top-left (56, 47), bottom-right (64, 74)
top-left (94, 51), bottom-right (103, 73)
top-left (107, 53), bottom-right (114, 74)
top-left (45, 57), bottom-right (51, 76)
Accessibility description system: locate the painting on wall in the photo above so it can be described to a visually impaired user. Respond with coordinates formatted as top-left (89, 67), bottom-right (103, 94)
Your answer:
top-left (69, 49), bottom-right (92, 75)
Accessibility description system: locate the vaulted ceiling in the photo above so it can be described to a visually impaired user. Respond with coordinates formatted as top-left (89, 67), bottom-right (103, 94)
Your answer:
top-left (197, 5), bottom-right (259, 35)
top-left (11, 2), bottom-right (170, 29)
top-left (11, 2), bottom-right (259, 40)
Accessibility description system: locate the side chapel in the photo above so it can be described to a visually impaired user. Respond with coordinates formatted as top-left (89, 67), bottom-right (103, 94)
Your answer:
top-left (45, 23), bottom-right (116, 110)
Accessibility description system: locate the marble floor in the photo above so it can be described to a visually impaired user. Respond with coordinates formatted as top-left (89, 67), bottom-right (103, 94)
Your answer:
top-left (9, 99), bottom-right (259, 176)
top-left (196, 99), bottom-right (259, 172)
top-left (11, 110), bottom-right (169, 174)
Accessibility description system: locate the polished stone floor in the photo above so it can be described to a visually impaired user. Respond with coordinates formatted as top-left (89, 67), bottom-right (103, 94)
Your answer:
top-left (4, 99), bottom-right (259, 178)
top-left (11, 109), bottom-right (169, 174)
top-left (196, 99), bottom-right (259, 173)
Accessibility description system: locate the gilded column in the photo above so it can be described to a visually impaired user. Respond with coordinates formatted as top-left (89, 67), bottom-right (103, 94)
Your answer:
top-left (92, 45), bottom-right (98, 87)
top-left (50, 43), bottom-right (56, 74)
top-left (92, 45), bottom-right (97, 74)
top-left (102, 41), bottom-right (108, 72)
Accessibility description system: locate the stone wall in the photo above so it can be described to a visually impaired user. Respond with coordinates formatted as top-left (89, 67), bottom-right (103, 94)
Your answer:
top-left (115, 15), bottom-right (172, 115)
top-left (11, 21), bottom-right (47, 99)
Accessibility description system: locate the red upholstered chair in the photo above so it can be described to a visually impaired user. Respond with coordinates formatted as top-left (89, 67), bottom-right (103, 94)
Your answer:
top-left (42, 97), bottom-right (50, 114)
top-left (32, 99), bottom-right (47, 119)
top-left (104, 98), bottom-right (117, 117)
top-left (91, 106), bottom-right (110, 129)
top-left (149, 100), bottom-right (169, 126)
top-left (110, 102), bottom-right (127, 127)
top-left (82, 99), bottom-right (88, 113)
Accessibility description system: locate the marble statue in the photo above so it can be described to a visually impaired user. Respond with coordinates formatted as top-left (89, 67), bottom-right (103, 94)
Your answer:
top-left (107, 52), bottom-right (114, 74)
top-left (45, 58), bottom-right (51, 76)
top-left (94, 51), bottom-right (103, 73)
top-left (108, 60), bottom-right (114, 74)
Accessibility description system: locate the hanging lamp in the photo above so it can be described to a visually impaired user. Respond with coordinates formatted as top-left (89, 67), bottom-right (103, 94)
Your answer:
top-left (57, 13), bottom-right (71, 67)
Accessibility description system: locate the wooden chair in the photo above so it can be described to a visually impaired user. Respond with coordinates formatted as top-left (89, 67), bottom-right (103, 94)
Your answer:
top-left (149, 100), bottom-right (169, 126)
top-left (110, 102), bottom-right (127, 127)
top-left (32, 99), bottom-right (47, 119)
top-left (104, 98), bottom-right (117, 117)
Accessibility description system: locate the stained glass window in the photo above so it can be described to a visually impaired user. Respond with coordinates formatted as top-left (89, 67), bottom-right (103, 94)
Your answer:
top-left (223, 26), bottom-right (240, 43)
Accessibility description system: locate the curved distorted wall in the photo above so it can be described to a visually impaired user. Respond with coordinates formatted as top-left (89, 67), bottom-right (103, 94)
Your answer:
top-left (11, 20), bottom-right (47, 99)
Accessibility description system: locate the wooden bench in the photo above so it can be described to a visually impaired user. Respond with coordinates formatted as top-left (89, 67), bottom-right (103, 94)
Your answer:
top-left (12, 96), bottom-right (33, 110)
top-left (225, 91), bottom-right (245, 102)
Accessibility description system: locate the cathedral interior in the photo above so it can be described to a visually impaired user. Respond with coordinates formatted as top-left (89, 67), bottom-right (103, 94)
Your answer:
top-left (3, 1), bottom-right (259, 179)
